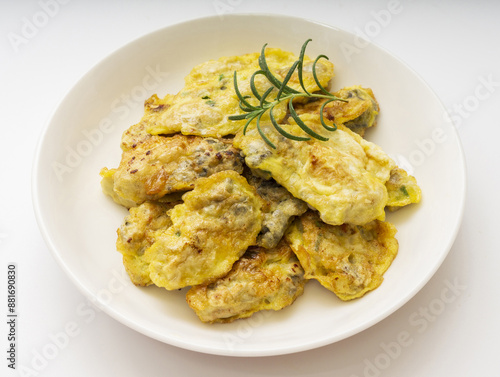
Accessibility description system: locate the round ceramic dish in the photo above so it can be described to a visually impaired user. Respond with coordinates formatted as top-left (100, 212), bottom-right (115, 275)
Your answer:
top-left (33, 14), bottom-right (466, 357)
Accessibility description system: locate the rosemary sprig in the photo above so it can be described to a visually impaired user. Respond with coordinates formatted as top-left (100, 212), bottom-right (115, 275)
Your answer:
top-left (228, 39), bottom-right (347, 149)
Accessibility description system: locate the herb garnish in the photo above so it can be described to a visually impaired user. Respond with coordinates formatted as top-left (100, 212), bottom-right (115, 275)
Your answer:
top-left (228, 39), bottom-right (347, 149)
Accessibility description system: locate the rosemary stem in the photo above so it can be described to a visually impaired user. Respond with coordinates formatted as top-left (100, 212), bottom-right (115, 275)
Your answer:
top-left (229, 39), bottom-right (349, 148)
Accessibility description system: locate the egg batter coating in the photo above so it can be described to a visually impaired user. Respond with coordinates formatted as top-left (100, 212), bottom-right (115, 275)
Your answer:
top-left (295, 86), bottom-right (379, 136)
top-left (100, 168), bottom-right (137, 208)
top-left (234, 114), bottom-right (396, 226)
top-left (386, 167), bottom-right (422, 211)
top-left (122, 254), bottom-right (152, 287)
top-left (120, 93), bottom-right (176, 151)
top-left (145, 48), bottom-right (334, 138)
top-left (103, 134), bottom-right (244, 207)
top-left (186, 240), bottom-right (306, 323)
top-left (145, 170), bottom-right (265, 290)
top-left (116, 201), bottom-right (178, 286)
top-left (120, 123), bottom-right (152, 152)
top-left (285, 210), bottom-right (398, 301)
top-left (117, 201), bottom-right (174, 257)
top-left (244, 170), bottom-right (308, 249)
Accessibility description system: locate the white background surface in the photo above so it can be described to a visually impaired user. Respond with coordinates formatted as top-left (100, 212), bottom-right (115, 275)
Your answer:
top-left (1, 0), bottom-right (498, 376)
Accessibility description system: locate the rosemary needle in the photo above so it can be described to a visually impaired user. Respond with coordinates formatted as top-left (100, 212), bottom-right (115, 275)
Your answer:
top-left (228, 39), bottom-right (347, 149)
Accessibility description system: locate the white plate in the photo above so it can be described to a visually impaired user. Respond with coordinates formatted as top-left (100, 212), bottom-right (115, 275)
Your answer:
top-left (32, 14), bottom-right (466, 357)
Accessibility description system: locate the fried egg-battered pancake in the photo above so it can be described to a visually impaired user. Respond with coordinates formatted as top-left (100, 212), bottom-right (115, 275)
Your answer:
top-left (386, 167), bottom-right (422, 211)
top-left (103, 134), bottom-right (244, 206)
top-left (100, 167), bottom-right (137, 208)
top-left (295, 86), bottom-right (379, 136)
top-left (120, 122), bottom-right (152, 152)
top-left (117, 201), bottom-right (174, 257)
top-left (234, 114), bottom-right (396, 225)
top-left (116, 201), bottom-right (178, 286)
top-left (244, 170), bottom-right (308, 249)
top-left (122, 254), bottom-right (152, 287)
top-left (146, 48), bottom-right (334, 137)
top-left (145, 171), bottom-right (265, 290)
top-left (186, 240), bottom-right (305, 323)
top-left (120, 94), bottom-right (176, 151)
top-left (285, 211), bottom-right (398, 300)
